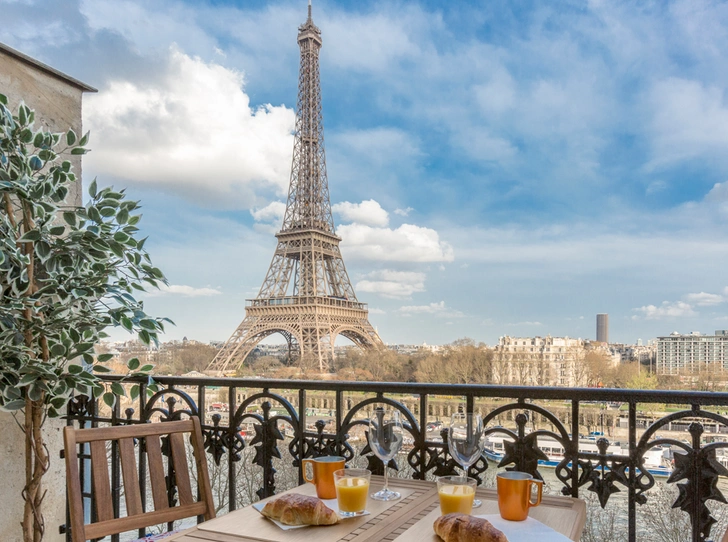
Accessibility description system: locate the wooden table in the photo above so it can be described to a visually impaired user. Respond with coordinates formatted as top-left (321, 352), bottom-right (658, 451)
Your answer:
top-left (165, 476), bottom-right (586, 542)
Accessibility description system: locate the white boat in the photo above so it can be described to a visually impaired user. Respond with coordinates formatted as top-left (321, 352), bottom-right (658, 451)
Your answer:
top-left (483, 433), bottom-right (672, 477)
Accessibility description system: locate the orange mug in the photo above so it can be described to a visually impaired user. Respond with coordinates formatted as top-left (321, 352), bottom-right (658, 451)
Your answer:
top-left (302, 456), bottom-right (346, 499)
top-left (497, 471), bottom-right (543, 521)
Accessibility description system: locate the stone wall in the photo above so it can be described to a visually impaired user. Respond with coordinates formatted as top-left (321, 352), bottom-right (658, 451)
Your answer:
top-left (0, 415), bottom-right (66, 542)
top-left (0, 47), bottom-right (89, 208)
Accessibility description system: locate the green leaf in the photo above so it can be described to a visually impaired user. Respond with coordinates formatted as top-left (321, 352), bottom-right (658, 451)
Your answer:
top-left (120, 316), bottom-right (133, 331)
top-left (96, 353), bottom-right (114, 362)
top-left (102, 392), bottom-right (115, 408)
top-left (67, 364), bottom-right (83, 375)
top-left (1, 400), bottom-right (25, 411)
top-left (89, 179), bottom-right (97, 198)
top-left (78, 131), bottom-right (90, 146)
top-left (18, 230), bottom-right (41, 242)
top-left (0, 93), bottom-right (6, 105)
top-left (130, 385), bottom-right (140, 401)
top-left (110, 382), bottom-right (125, 397)
top-left (28, 385), bottom-right (43, 401)
top-left (66, 129), bottom-right (76, 146)
top-left (92, 365), bottom-right (112, 373)
top-left (127, 358), bottom-right (140, 371)
top-left (139, 365), bottom-right (154, 373)
top-left (117, 209), bottom-right (129, 224)
top-left (70, 147), bottom-right (87, 155)
top-left (49, 225), bottom-right (65, 236)
top-left (50, 397), bottom-right (67, 409)
top-left (29, 155), bottom-right (43, 170)
top-left (18, 373), bottom-right (37, 386)
top-left (50, 344), bottom-right (66, 357)
top-left (33, 132), bottom-right (44, 147)
top-left (63, 212), bottom-right (77, 226)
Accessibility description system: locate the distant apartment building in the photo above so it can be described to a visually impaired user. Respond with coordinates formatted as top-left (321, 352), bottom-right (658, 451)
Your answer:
top-left (610, 343), bottom-right (656, 365)
top-left (494, 335), bottom-right (586, 387)
top-left (656, 331), bottom-right (728, 375)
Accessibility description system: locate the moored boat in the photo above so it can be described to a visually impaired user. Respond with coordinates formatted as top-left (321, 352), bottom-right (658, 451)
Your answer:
top-left (483, 433), bottom-right (672, 477)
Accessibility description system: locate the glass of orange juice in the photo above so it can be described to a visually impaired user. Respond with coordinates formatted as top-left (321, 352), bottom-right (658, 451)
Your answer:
top-left (334, 468), bottom-right (371, 517)
top-left (437, 476), bottom-right (476, 515)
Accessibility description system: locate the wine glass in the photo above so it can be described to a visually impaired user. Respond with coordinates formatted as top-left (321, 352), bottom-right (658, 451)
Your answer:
top-left (368, 408), bottom-right (404, 501)
top-left (448, 412), bottom-right (484, 508)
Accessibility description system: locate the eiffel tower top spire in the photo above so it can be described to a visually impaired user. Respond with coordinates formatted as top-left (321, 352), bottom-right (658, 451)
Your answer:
top-left (284, 0), bottom-right (330, 238)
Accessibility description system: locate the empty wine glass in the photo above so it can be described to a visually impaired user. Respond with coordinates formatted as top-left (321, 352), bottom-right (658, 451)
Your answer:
top-left (448, 412), bottom-right (484, 508)
top-left (368, 408), bottom-right (404, 501)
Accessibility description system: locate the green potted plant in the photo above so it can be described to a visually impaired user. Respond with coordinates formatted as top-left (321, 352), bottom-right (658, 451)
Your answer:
top-left (0, 95), bottom-right (168, 542)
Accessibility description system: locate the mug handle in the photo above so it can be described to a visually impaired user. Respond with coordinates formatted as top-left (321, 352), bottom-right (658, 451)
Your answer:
top-left (302, 458), bottom-right (315, 484)
top-left (528, 479), bottom-right (543, 508)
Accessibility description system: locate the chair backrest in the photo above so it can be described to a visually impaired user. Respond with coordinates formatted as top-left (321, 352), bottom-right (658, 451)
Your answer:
top-left (63, 417), bottom-right (215, 542)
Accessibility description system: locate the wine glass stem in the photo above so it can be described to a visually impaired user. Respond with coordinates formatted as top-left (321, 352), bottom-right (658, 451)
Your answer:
top-left (383, 463), bottom-right (389, 491)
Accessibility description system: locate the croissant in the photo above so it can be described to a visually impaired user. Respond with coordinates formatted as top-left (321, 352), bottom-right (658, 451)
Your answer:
top-left (261, 493), bottom-right (339, 526)
top-left (434, 513), bottom-right (508, 542)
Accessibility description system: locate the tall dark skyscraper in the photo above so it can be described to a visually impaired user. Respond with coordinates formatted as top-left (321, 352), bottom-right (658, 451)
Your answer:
top-left (596, 314), bottom-right (609, 343)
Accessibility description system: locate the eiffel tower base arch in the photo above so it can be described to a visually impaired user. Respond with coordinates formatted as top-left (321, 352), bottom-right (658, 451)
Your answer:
top-left (207, 301), bottom-right (383, 375)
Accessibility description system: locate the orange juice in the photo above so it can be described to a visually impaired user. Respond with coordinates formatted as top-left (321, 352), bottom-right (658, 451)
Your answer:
top-left (335, 476), bottom-right (369, 513)
top-left (438, 484), bottom-right (475, 515)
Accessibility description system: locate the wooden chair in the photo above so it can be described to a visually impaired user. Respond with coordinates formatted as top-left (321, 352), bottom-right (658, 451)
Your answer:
top-left (63, 417), bottom-right (215, 542)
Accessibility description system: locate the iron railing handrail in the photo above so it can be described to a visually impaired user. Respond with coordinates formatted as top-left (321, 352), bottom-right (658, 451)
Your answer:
top-left (97, 374), bottom-right (728, 404)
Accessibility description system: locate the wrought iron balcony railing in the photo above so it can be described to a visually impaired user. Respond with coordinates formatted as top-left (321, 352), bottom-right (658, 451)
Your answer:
top-left (64, 376), bottom-right (728, 542)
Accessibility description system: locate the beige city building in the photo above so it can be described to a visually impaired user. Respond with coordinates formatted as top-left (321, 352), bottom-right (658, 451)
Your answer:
top-left (0, 42), bottom-right (95, 542)
top-left (494, 335), bottom-right (586, 387)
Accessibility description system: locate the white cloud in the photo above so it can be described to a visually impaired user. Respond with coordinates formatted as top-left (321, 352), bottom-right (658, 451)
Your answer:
top-left (333, 200), bottom-right (389, 227)
top-left (394, 207), bottom-right (413, 217)
top-left (367, 307), bottom-right (386, 315)
top-left (632, 301), bottom-right (696, 320)
top-left (704, 182), bottom-right (728, 218)
top-left (251, 201), bottom-right (286, 234)
top-left (646, 78), bottom-right (728, 170)
top-left (84, 47), bottom-right (295, 207)
top-left (397, 301), bottom-right (464, 318)
top-left (683, 292), bottom-right (725, 306)
top-left (356, 270), bottom-right (426, 298)
top-left (324, 7), bottom-right (427, 73)
top-left (150, 284), bottom-right (222, 297)
top-left (338, 223), bottom-right (454, 262)
top-left (706, 182), bottom-right (728, 203)
top-left (251, 201), bottom-right (286, 223)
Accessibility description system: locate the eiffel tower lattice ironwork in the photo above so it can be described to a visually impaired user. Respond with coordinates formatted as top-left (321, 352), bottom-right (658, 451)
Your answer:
top-left (207, 3), bottom-right (384, 374)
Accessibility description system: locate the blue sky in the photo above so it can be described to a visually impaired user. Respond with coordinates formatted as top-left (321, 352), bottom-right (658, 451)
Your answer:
top-left (2, 0), bottom-right (728, 347)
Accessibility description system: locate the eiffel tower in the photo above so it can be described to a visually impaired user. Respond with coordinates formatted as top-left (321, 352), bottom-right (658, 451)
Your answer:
top-left (207, 2), bottom-right (384, 375)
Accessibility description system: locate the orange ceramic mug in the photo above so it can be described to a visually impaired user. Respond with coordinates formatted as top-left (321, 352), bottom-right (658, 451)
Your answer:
top-left (302, 456), bottom-right (346, 499)
top-left (497, 471), bottom-right (543, 521)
